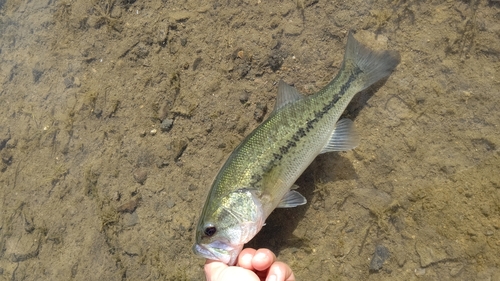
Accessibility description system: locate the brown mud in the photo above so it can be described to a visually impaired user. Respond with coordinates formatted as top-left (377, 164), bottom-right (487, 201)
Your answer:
top-left (0, 0), bottom-right (499, 280)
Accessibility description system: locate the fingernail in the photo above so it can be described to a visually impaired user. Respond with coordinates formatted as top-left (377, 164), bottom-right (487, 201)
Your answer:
top-left (255, 252), bottom-right (267, 261)
top-left (241, 252), bottom-right (253, 262)
top-left (267, 274), bottom-right (277, 281)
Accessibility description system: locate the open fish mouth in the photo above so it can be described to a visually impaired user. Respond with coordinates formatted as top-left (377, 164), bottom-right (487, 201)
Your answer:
top-left (192, 242), bottom-right (237, 265)
top-left (192, 244), bottom-right (218, 260)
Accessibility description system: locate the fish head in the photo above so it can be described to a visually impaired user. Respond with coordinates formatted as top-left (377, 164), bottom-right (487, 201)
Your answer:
top-left (192, 188), bottom-right (265, 265)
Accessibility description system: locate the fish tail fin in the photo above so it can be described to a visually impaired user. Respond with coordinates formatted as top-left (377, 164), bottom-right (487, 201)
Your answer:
top-left (343, 31), bottom-right (401, 90)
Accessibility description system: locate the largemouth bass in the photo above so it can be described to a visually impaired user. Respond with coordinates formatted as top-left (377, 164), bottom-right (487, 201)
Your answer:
top-left (193, 32), bottom-right (400, 265)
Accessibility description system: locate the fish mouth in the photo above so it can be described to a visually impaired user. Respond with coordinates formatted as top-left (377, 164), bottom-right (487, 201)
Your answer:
top-left (192, 242), bottom-right (240, 265)
top-left (192, 244), bottom-right (226, 262)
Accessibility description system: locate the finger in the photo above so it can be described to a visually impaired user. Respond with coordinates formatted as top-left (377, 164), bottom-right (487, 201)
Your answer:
top-left (252, 249), bottom-right (276, 271)
top-left (237, 248), bottom-right (257, 270)
top-left (204, 260), bottom-right (227, 281)
top-left (205, 259), bottom-right (261, 281)
top-left (216, 266), bottom-right (261, 281)
top-left (266, 261), bottom-right (295, 281)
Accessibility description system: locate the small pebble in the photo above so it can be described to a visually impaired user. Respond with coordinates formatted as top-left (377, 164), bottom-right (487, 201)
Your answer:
top-left (124, 243), bottom-right (141, 256)
top-left (73, 77), bottom-right (81, 87)
top-left (166, 198), bottom-right (176, 209)
top-left (449, 263), bottom-right (464, 277)
top-left (370, 244), bottom-right (390, 271)
top-left (414, 268), bottom-right (426, 276)
top-left (170, 139), bottom-right (188, 161)
top-left (205, 123), bottom-right (213, 133)
top-left (32, 68), bottom-right (43, 83)
top-left (236, 119), bottom-right (249, 134)
top-left (160, 118), bottom-right (174, 132)
top-left (254, 102), bottom-right (267, 122)
top-left (239, 91), bottom-right (249, 103)
top-left (64, 77), bottom-right (74, 88)
top-left (170, 10), bottom-right (191, 22)
top-left (110, 7), bottom-right (122, 18)
top-left (133, 168), bottom-right (148, 184)
top-left (93, 108), bottom-right (103, 118)
top-left (112, 191), bottom-right (121, 201)
top-left (6, 138), bottom-right (17, 149)
top-left (150, 129), bottom-right (157, 135)
top-left (178, 190), bottom-right (190, 202)
top-left (156, 160), bottom-right (169, 168)
top-left (1, 154), bottom-right (13, 165)
top-left (122, 212), bottom-right (139, 227)
top-left (117, 195), bottom-right (142, 213)
top-left (192, 57), bottom-right (203, 71)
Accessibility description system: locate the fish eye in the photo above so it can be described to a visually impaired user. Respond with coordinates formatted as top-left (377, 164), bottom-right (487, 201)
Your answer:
top-left (204, 225), bottom-right (217, 237)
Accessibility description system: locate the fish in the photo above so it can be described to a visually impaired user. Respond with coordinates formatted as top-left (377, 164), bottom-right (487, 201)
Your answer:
top-left (192, 31), bottom-right (400, 265)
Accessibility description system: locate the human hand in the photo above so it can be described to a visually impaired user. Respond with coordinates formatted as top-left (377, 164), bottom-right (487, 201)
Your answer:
top-left (204, 248), bottom-right (295, 281)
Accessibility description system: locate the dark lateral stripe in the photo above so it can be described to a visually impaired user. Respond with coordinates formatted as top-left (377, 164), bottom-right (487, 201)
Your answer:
top-left (306, 67), bottom-right (362, 133)
top-left (249, 67), bottom-right (362, 187)
top-left (279, 67), bottom-right (362, 155)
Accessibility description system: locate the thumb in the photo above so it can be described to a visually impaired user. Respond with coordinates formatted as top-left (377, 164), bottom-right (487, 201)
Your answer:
top-left (204, 260), bottom-right (227, 281)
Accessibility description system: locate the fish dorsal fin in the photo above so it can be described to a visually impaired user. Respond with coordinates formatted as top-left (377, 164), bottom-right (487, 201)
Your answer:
top-left (320, 118), bottom-right (360, 154)
top-left (277, 190), bottom-right (307, 208)
top-left (273, 80), bottom-right (304, 112)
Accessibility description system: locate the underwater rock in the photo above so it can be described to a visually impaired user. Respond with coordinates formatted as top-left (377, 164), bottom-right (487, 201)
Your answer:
top-left (133, 168), bottom-right (148, 185)
top-left (160, 118), bottom-right (174, 132)
top-left (370, 244), bottom-right (390, 271)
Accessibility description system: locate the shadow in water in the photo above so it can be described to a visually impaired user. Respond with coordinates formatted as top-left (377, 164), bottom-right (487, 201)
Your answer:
top-left (345, 76), bottom-right (393, 120)
top-left (246, 152), bottom-right (358, 256)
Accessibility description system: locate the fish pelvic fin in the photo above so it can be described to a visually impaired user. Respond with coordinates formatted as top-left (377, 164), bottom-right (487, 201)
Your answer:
top-left (344, 31), bottom-right (401, 91)
top-left (277, 190), bottom-right (307, 208)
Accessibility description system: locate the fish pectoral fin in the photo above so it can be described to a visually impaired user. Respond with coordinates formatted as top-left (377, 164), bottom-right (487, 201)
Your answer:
top-left (320, 118), bottom-right (360, 153)
top-left (277, 190), bottom-right (307, 208)
top-left (273, 80), bottom-right (304, 112)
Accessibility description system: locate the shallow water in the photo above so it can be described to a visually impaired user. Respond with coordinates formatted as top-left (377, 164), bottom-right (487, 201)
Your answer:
top-left (0, 0), bottom-right (499, 280)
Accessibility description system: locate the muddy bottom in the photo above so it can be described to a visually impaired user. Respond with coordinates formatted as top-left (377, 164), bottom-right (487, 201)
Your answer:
top-left (0, 0), bottom-right (499, 280)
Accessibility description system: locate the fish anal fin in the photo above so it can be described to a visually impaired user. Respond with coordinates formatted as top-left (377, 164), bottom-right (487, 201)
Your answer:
top-left (320, 118), bottom-right (360, 154)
